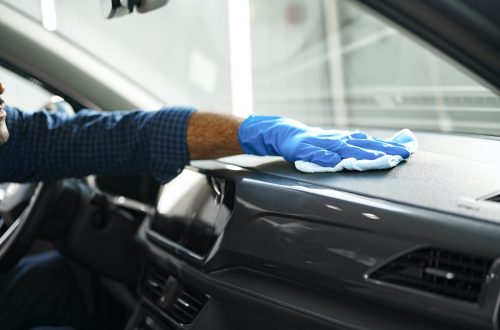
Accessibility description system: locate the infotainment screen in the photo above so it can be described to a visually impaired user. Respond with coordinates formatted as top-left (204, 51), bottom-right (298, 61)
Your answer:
top-left (150, 169), bottom-right (233, 258)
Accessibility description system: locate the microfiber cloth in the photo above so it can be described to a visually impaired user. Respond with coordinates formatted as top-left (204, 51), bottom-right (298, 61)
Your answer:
top-left (295, 129), bottom-right (417, 173)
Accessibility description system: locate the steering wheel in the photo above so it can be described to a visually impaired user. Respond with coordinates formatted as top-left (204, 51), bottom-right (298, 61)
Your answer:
top-left (0, 181), bottom-right (62, 272)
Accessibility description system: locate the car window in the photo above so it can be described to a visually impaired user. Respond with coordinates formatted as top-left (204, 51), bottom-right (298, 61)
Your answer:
top-left (248, 0), bottom-right (500, 135)
top-left (0, 65), bottom-right (52, 112)
top-left (3, 0), bottom-right (500, 135)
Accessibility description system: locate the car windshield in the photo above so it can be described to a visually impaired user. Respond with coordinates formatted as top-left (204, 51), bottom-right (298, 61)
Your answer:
top-left (3, 0), bottom-right (500, 136)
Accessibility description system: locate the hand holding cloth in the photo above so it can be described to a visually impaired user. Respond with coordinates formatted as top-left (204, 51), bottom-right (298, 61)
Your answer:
top-left (238, 115), bottom-right (417, 173)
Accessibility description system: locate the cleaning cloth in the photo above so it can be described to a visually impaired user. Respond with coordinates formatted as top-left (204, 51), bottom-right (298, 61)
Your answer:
top-left (295, 128), bottom-right (417, 173)
top-left (238, 115), bottom-right (417, 172)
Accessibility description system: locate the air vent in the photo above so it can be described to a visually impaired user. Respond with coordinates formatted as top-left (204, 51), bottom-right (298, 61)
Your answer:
top-left (164, 286), bottom-right (208, 325)
top-left (142, 264), bottom-right (208, 325)
top-left (368, 248), bottom-right (494, 302)
top-left (138, 311), bottom-right (173, 330)
top-left (142, 265), bottom-right (169, 303)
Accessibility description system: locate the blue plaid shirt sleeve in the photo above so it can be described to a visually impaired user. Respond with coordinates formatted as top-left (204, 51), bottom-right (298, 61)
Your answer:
top-left (0, 105), bottom-right (195, 183)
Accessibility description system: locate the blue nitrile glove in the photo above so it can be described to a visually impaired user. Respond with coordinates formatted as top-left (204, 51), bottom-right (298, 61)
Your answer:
top-left (238, 115), bottom-right (414, 171)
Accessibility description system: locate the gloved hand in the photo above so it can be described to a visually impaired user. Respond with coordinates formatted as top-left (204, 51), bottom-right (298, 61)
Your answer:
top-left (238, 115), bottom-right (415, 171)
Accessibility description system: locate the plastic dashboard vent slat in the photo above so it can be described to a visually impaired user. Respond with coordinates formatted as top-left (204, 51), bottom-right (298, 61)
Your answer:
top-left (165, 286), bottom-right (208, 325)
top-left (369, 248), bottom-right (494, 302)
top-left (142, 265), bottom-right (169, 304)
top-left (142, 264), bottom-right (209, 325)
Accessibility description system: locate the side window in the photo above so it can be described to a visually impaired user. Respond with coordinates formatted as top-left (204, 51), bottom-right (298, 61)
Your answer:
top-left (0, 65), bottom-right (53, 112)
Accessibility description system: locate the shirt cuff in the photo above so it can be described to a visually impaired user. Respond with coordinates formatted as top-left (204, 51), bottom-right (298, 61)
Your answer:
top-left (148, 106), bottom-right (196, 183)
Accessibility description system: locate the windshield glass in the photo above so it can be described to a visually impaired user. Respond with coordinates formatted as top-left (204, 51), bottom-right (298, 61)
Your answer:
top-left (3, 0), bottom-right (500, 135)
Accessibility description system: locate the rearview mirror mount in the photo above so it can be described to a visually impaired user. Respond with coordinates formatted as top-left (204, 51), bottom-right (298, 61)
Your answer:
top-left (100, 0), bottom-right (169, 19)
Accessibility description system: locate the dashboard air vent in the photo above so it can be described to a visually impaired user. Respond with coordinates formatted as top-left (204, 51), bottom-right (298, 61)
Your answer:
top-left (164, 285), bottom-right (208, 325)
top-left (142, 264), bottom-right (208, 325)
top-left (142, 265), bottom-right (168, 303)
top-left (369, 248), bottom-right (494, 302)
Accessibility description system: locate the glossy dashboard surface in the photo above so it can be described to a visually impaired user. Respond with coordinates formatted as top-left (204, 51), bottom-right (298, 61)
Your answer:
top-left (218, 131), bottom-right (500, 223)
top-left (140, 131), bottom-right (500, 329)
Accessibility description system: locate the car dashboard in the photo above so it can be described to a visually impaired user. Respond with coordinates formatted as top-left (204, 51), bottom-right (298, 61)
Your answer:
top-left (127, 131), bottom-right (500, 330)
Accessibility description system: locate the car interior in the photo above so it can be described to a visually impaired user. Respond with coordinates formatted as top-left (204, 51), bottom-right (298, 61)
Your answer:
top-left (0, 0), bottom-right (499, 329)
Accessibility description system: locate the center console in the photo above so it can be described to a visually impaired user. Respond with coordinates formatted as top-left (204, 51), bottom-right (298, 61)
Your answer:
top-left (126, 167), bottom-right (237, 330)
top-left (148, 170), bottom-right (234, 263)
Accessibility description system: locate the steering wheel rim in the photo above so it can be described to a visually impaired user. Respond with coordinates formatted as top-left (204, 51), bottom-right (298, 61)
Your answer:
top-left (0, 181), bottom-right (62, 272)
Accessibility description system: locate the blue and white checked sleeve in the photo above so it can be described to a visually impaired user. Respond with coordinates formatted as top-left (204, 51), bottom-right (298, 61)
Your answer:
top-left (0, 105), bottom-right (195, 183)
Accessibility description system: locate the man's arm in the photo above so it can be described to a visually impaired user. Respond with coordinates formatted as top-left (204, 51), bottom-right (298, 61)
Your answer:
top-left (0, 83), bottom-right (414, 183)
top-left (0, 105), bottom-right (196, 183)
top-left (0, 106), bottom-right (245, 183)
top-left (187, 112), bottom-right (243, 159)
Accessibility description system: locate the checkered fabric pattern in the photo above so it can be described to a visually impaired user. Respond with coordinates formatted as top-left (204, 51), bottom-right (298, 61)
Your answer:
top-left (0, 105), bottom-right (195, 183)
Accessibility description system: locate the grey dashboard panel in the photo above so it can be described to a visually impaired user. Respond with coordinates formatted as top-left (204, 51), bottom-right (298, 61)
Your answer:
top-left (215, 131), bottom-right (500, 223)
top-left (139, 130), bottom-right (500, 329)
top-left (141, 168), bottom-right (500, 329)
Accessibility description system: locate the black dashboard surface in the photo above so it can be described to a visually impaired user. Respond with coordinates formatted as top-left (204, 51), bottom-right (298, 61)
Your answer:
top-left (139, 130), bottom-right (500, 330)
top-left (215, 131), bottom-right (500, 223)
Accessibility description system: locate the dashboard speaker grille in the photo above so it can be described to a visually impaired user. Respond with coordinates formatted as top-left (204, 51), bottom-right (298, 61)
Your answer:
top-left (369, 248), bottom-right (494, 302)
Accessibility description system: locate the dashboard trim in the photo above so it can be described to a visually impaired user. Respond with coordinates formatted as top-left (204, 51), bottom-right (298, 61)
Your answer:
top-left (146, 220), bottom-right (204, 263)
